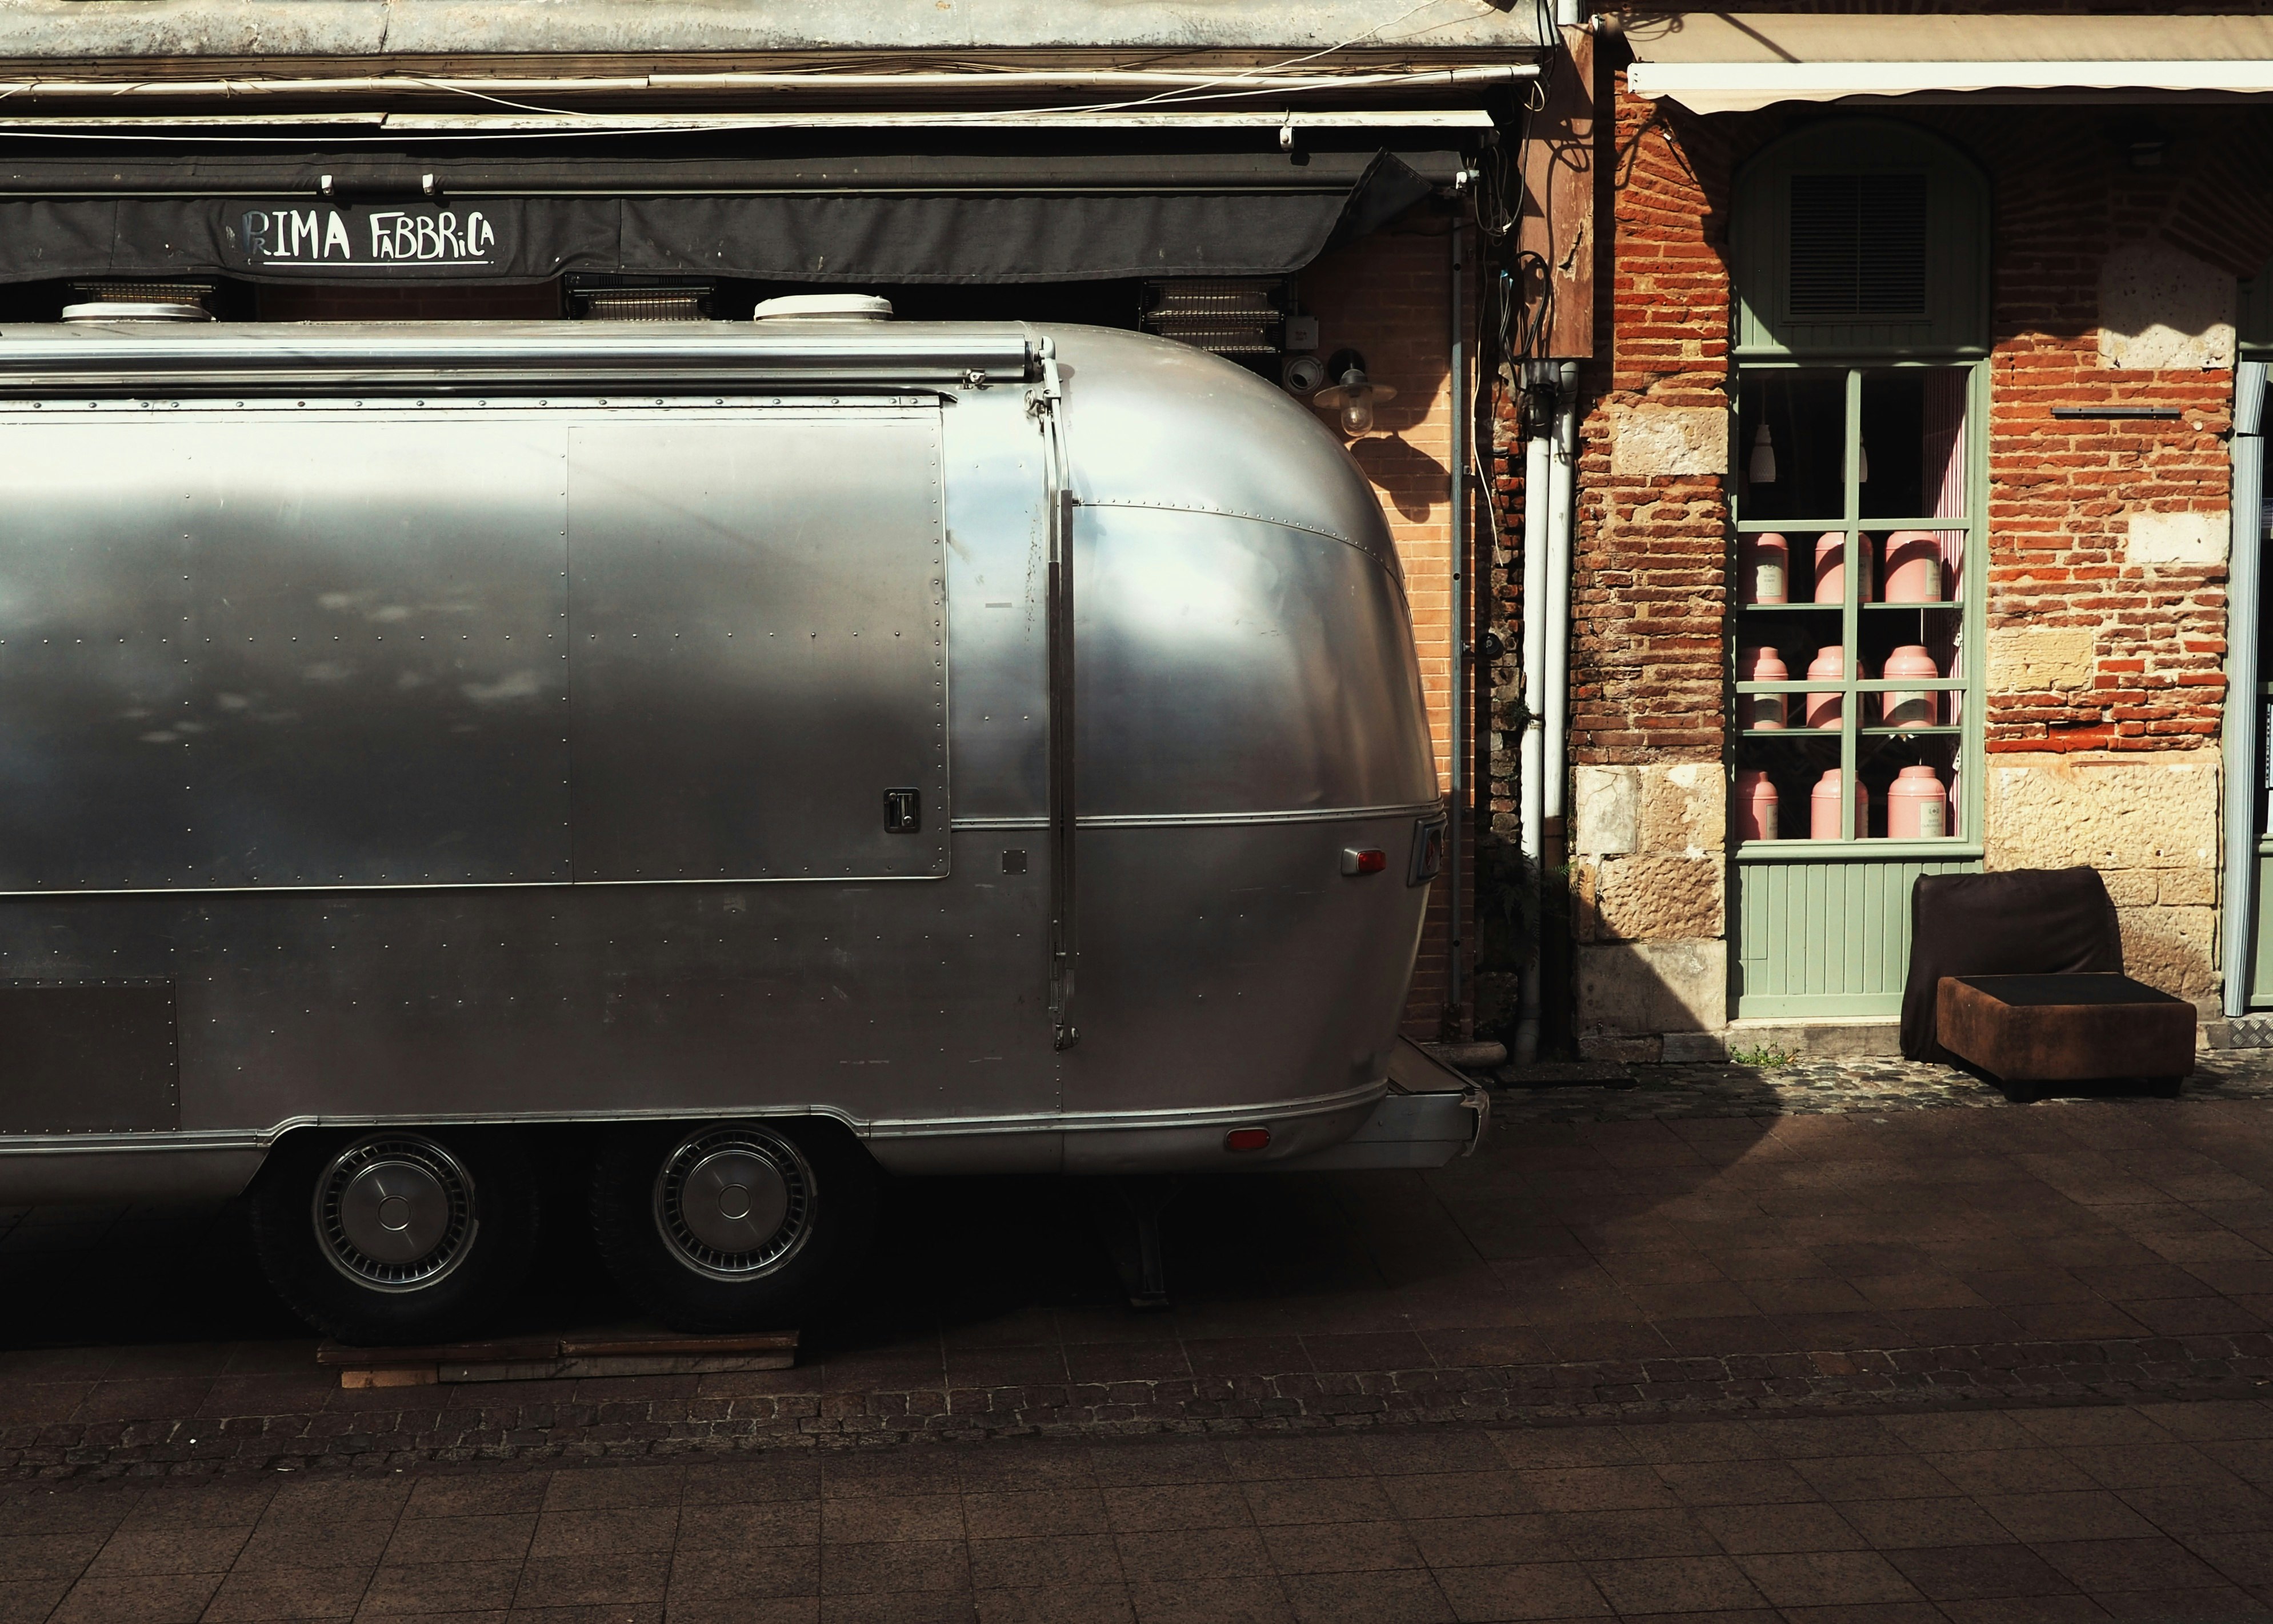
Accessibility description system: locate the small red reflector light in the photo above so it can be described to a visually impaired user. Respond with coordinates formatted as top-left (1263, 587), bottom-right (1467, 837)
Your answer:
top-left (1342, 847), bottom-right (1387, 875)
top-left (1224, 1127), bottom-right (1272, 1152)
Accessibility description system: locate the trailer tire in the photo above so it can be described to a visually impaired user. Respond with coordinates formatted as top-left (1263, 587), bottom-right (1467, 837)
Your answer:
top-left (588, 1118), bottom-right (876, 1334)
top-left (247, 1128), bottom-right (542, 1346)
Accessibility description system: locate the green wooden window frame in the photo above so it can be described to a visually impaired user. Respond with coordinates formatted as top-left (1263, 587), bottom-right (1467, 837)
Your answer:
top-left (1732, 119), bottom-right (1991, 359)
top-left (1727, 119), bottom-right (1992, 1019)
top-left (1728, 361), bottom-right (1987, 1018)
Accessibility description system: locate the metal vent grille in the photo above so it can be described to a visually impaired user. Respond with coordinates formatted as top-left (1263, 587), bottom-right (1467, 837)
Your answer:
top-left (577, 290), bottom-right (708, 322)
top-left (1788, 174), bottom-right (1928, 319)
top-left (69, 280), bottom-right (214, 310)
top-left (1140, 279), bottom-right (1284, 356)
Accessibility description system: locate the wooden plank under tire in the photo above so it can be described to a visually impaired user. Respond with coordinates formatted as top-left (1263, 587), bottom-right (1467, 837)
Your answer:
top-left (318, 1323), bottom-right (798, 1387)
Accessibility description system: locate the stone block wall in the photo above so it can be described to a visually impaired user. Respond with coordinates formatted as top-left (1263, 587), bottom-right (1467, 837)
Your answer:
top-left (1984, 751), bottom-right (2222, 997)
top-left (1571, 762), bottom-right (1728, 1053)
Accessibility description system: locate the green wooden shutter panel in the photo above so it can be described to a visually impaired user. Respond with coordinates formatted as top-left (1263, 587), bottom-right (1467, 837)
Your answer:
top-left (1732, 118), bottom-right (1988, 357)
top-left (1789, 174), bottom-right (1927, 319)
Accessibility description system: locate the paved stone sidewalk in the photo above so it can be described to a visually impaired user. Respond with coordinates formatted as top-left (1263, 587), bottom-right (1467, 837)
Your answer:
top-left (13, 1399), bottom-right (2273, 1622)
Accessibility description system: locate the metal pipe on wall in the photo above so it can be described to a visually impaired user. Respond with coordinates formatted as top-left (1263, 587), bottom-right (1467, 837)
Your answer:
top-left (2223, 359), bottom-right (2267, 1019)
top-left (1448, 215), bottom-right (1467, 1019)
top-left (1543, 363), bottom-right (1578, 881)
top-left (1513, 422), bottom-right (1551, 1064)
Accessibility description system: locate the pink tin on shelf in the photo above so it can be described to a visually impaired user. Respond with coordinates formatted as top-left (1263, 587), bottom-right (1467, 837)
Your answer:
top-left (1738, 645), bottom-right (1788, 729)
top-left (1738, 532), bottom-right (1789, 605)
top-left (1735, 769), bottom-right (1779, 842)
top-left (1882, 531), bottom-right (1943, 602)
top-left (1886, 765), bottom-right (1948, 838)
top-left (1804, 645), bottom-right (1846, 729)
top-left (1814, 530), bottom-right (1875, 603)
top-left (1810, 769), bottom-right (1868, 839)
top-left (1879, 645), bottom-right (1939, 729)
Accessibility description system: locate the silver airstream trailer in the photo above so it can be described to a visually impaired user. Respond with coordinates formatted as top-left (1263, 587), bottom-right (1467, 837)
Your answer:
top-left (0, 304), bottom-right (1480, 1342)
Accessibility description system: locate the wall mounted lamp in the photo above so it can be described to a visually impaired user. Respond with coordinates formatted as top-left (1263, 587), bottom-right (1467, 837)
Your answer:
top-left (1312, 347), bottom-right (1397, 436)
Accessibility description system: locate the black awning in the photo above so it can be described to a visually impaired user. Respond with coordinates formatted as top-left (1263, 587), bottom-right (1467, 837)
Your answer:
top-left (0, 153), bottom-right (1435, 285)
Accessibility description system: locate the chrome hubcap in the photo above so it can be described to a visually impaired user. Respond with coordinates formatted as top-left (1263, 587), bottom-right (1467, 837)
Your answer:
top-left (654, 1126), bottom-right (814, 1280)
top-left (314, 1135), bottom-right (477, 1291)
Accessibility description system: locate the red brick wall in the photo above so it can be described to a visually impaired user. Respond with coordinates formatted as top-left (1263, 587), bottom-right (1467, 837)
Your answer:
top-left (1303, 211), bottom-right (1476, 1038)
top-left (1509, 90), bottom-right (2273, 771)
top-left (1566, 93), bottom-right (1734, 773)
top-left (1975, 109), bottom-right (2253, 752)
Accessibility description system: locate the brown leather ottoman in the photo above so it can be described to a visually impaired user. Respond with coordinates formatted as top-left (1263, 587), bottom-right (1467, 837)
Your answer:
top-left (1936, 973), bottom-right (2196, 1102)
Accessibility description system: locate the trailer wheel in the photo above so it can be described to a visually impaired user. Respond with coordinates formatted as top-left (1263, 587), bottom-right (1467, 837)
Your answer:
top-left (589, 1119), bottom-right (876, 1334)
top-left (247, 1128), bottom-right (542, 1346)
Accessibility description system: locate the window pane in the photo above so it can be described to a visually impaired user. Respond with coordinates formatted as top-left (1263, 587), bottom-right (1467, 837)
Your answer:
top-left (1736, 369), bottom-right (1845, 525)
top-left (1734, 363), bottom-right (1972, 848)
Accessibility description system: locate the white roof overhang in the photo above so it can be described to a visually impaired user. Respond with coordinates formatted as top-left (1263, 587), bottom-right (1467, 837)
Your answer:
top-left (1622, 13), bottom-right (2273, 115)
top-left (0, 0), bottom-right (1551, 59)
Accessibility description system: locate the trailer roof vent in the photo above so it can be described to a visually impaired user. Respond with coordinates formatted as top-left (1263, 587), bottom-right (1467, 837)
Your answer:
top-left (65, 279), bottom-right (215, 323)
top-left (62, 301), bottom-right (214, 323)
top-left (753, 294), bottom-right (894, 322)
top-left (1141, 279), bottom-right (1284, 357)
top-left (574, 288), bottom-right (710, 322)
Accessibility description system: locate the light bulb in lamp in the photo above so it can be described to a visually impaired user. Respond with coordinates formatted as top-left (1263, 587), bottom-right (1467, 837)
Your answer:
top-left (1748, 423), bottom-right (1778, 484)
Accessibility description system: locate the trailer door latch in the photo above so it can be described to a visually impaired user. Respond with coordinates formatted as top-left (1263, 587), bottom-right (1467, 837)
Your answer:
top-left (883, 787), bottom-right (922, 834)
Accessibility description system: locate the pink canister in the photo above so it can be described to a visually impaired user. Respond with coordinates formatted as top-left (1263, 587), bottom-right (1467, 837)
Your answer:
top-left (1882, 531), bottom-right (1942, 603)
top-left (1739, 533), bottom-right (1789, 605)
top-left (1738, 645), bottom-right (1788, 729)
top-left (1804, 645), bottom-right (1845, 729)
top-left (1810, 769), bottom-right (1868, 839)
top-left (1814, 531), bottom-right (1875, 603)
top-left (1734, 769), bottom-right (1779, 843)
top-left (1886, 765), bottom-right (1948, 838)
top-left (1879, 645), bottom-right (1939, 729)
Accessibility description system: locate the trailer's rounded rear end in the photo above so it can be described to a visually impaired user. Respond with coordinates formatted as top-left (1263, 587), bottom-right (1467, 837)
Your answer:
top-left (1039, 327), bottom-right (1444, 1172)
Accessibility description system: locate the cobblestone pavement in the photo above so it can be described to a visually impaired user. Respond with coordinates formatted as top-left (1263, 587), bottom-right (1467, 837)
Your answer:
top-left (15, 1399), bottom-right (2273, 1622)
top-left (1491, 1048), bottom-right (2273, 1123)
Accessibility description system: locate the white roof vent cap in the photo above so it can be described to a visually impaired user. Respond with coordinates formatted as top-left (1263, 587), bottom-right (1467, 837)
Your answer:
top-left (62, 301), bottom-right (213, 323)
top-left (753, 294), bottom-right (893, 322)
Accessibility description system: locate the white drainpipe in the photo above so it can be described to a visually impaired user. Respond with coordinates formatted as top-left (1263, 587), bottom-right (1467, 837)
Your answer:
top-left (1544, 362), bottom-right (1578, 887)
top-left (2223, 361), bottom-right (2267, 1018)
top-left (1513, 423), bottom-right (1551, 1063)
top-left (1513, 363), bottom-right (1579, 1063)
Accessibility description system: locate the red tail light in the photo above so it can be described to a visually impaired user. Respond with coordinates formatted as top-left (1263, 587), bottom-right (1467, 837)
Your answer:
top-left (1341, 847), bottom-right (1387, 876)
top-left (1224, 1127), bottom-right (1272, 1152)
